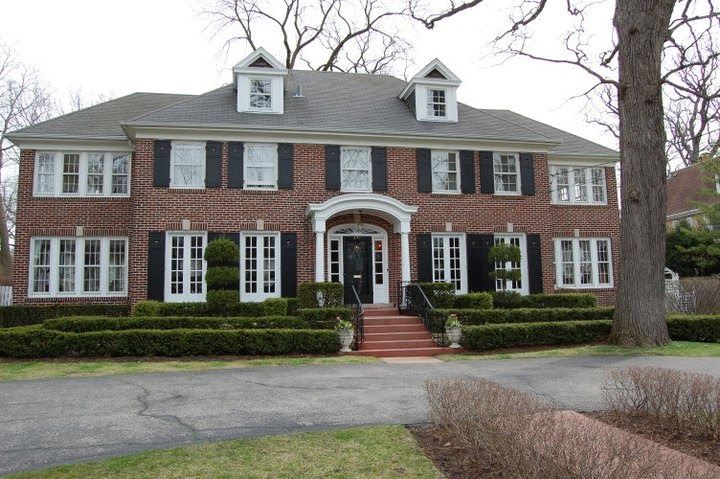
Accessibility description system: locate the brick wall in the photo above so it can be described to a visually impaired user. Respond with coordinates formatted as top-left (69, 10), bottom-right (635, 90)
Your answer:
top-left (14, 142), bottom-right (620, 306)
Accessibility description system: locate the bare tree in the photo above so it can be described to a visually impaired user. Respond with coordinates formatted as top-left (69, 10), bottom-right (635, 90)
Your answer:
top-left (205, 0), bottom-right (411, 74)
top-left (65, 88), bottom-right (113, 113)
top-left (411, 0), bottom-right (720, 346)
top-left (0, 44), bottom-right (55, 276)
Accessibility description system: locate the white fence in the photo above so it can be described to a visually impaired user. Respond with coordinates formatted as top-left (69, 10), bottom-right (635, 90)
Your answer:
top-left (0, 286), bottom-right (12, 306)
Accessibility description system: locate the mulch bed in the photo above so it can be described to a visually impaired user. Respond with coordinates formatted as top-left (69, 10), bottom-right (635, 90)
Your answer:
top-left (589, 411), bottom-right (720, 468)
top-left (409, 425), bottom-right (502, 479)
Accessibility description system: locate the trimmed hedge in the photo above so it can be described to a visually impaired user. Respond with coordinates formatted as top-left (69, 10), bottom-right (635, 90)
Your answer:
top-left (667, 314), bottom-right (720, 342)
top-left (132, 299), bottom-right (290, 318)
top-left (461, 320), bottom-right (612, 351)
top-left (42, 315), bottom-right (308, 333)
top-left (0, 327), bottom-right (339, 358)
top-left (433, 307), bottom-right (614, 329)
top-left (298, 307), bottom-right (353, 329)
top-left (0, 304), bottom-right (130, 328)
top-left (297, 282), bottom-right (344, 308)
top-left (452, 293), bottom-right (493, 309)
top-left (415, 282), bottom-right (455, 308)
top-left (491, 292), bottom-right (597, 309)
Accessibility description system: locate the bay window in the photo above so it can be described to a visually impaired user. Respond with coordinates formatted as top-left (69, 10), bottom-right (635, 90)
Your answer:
top-left (431, 150), bottom-right (459, 193)
top-left (29, 237), bottom-right (128, 297)
top-left (554, 238), bottom-right (613, 288)
top-left (241, 232), bottom-right (280, 302)
top-left (341, 147), bottom-right (372, 192)
top-left (170, 141), bottom-right (205, 188)
top-left (431, 234), bottom-right (467, 293)
top-left (33, 151), bottom-right (131, 197)
top-left (550, 166), bottom-right (607, 204)
top-left (244, 143), bottom-right (278, 189)
top-left (165, 232), bottom-right (206, 302)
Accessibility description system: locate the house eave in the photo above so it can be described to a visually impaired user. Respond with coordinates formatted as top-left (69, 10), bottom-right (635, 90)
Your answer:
top-left (6, 133), bottom-right (133, 151)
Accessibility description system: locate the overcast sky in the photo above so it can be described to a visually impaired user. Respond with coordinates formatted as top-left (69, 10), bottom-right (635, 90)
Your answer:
top-left (2, 0), bottom-right (618, 151)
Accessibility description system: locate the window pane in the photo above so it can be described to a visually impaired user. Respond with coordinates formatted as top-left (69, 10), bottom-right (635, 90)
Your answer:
top-left (560, 240), bottom-right (574, 285)
top-left (263, 235), bottom-right (276, 293)
top-left (597, 240), bottom-right (610, 284)
top-left (32, 239), bottom-right (51, 293)
top-left (432, 237), bottom-right (445, 282)
top-left (58, 239), bottom-right (76, 293)
top-left (170, 236), bottom-right (184, 294)
top-left (112, 154), bottom-right (129, 194)
top-left (448, 236), bottom-right (462, 291)
top-left (494, 154), bottom-right (518, 193)
top-left (592, 168), bottom-right (606, 202)
top-left (426, 89), bottom-right (446, 117)
top-left (85, 153), bottom-right (105, 194)
top-left (245, 236), bottom-right (258, 293)
top-left (189, 235), bottom-right (204, 294)
top-left (341, 148), bottom-right (371, 191)
top-left (578, 240), bottom-right (593, 284)
top-left (171, 143), bottom-right (205, 188)
top-left (37, 153), bottom-right (55, 194)
top-left (555, 167), bottom-right (570, 202)
top-left (250, 79), bottom-right (272, 109)
top-left (108, 240), bottom-right (127, 292)
top-left (431, 151), bottom-right (458, 192)
top-left (83, 239), bottom-right (102, 292)
top-left (245, 144), bottom-right (277, 188)
top-left (62, 154), bottom-right (80, 193)
top-left (573, 168), bottom-right (587, 202)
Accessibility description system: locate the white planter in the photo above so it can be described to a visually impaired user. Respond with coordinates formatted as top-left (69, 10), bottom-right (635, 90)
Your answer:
top-left (338, 328), bottom-right (354, 352)
top-left (446, 327), bottom-right (462, 348)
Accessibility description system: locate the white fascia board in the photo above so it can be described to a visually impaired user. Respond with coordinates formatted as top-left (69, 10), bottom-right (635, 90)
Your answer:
top-left (8, 135), bottom-right (133, 152)
top-left (233, 47), bottom-right (287, 71)
top-left (126, 125), bottom-right (558, 153)
top-left (548, 154), bottom-right (619, 165)
top-left (667, 209), bottom-right (699, 220)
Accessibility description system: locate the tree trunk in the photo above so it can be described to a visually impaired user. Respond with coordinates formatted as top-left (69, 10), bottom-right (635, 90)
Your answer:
top-left (609, 0), bottom-right (675, 346)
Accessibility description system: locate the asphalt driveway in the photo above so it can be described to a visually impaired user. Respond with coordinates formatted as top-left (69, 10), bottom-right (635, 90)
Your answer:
top-left (3, 355), bottom-right (720, 476)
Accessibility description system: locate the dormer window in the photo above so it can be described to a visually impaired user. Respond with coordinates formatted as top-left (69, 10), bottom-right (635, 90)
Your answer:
top-left (427, 89), bottom-right (447, 118)
top-left (250, 79), bottom-right (272, 110)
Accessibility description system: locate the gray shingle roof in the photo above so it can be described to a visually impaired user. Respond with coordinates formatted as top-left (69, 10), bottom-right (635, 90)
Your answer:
top-left (9, 70), bottom-right (618, 158)
top-left (9, 92), bottom-right (194, 140)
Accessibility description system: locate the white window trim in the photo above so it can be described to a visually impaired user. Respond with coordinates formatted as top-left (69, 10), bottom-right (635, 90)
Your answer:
top-left (170, 141), bottom-right (206, 189)
top-left (550, 165), bottom-right (608, 205)
top-left (430, 233), bottom-right (468, 294)
top-left (340, 146), bottom-right (373, 192)
top-left (28, 237), bottom-right (129, 298)
top-left (431, 150), bottom-right (461, 194)
top-left (553, 237), bottom-right (614, 289)
top-left (493, 234), bottom-right (529, 295)
top-left (164, 231), bottom-right (208, 303)
top-left (240, 231), bottom-right (281, 302)
top-left (493, 152), bottom-right (521, 196)
top-left (426, 88), bottom-right (448, 119)
top-left (243, 143), bottom-right (278, 190)
top-left (248, 77), bottom-right (274, 112)
top-left (33, 151), bottom-right (131, 198)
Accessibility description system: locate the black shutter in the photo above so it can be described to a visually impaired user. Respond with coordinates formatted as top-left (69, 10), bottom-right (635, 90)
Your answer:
top-left (371, 147), bottom-right (388, 192)
top-left (153, 140), bottom-right (171, 187)
top-left (147, 231), bottom-right (165, 300)
top-left (325, 145), bottom-right (341, 190)
top-left (416, 148), bottom-right (432, 193)
top-left (467, 234), bottom-right (495, 292)
top-left (460, 150), bottom-right (476, 194)
top-left (281, 232), bottom-right (297, 297)
top-left (479, 151), bottom-right (494, 194)
top-left (205, 141), bottom-right (222, 188)
top-left (278, 143), bottom-right (294, 189)
top-left (228, 141), bottom-right (244, 188)
top-left (520, 153), bottom-right (535, 196)
top-left (417, 234), bottom-right (432, 282)
top-left (527, 234), bottom-right (543, 293)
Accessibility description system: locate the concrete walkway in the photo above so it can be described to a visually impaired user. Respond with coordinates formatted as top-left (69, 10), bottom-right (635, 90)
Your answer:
top-left (2, 355), bottom-right (720, 475)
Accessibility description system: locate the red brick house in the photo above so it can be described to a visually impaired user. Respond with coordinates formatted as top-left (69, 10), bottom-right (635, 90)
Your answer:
top-left (8, 48), bottom-right (620, 307)
top-left (666, 162), bottom-right (720, 229)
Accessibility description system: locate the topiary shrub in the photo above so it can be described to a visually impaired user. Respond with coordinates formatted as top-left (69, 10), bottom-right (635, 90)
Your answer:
top-left (488, 243), bottom-right (522, 292)
top-left (205, 266), bottom-right (240, 290)
top-left (204, 238), bottom-right (240, 315)
top-left (204, 238), bottom-right (240, 267)
top-left (207, 290), bottom-right (238, 314)
top-left (297, 282), bottom-right (344, 308)
top-left (452, 293), bottom-right (493, 309)
top-left (415, 282), bottom-right (455, 308)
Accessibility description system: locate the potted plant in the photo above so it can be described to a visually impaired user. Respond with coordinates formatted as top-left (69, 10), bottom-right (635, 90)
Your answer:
top-left (335, 316), bottom-right (355, 352)
top-left (445, 313), bottom-right (462, 348)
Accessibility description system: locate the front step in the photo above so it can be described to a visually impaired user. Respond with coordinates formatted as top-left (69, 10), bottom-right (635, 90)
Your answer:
top-left (363, 338), bottom-right (438, 349)
top-left (354, 347), bottom-right (461, 357)
top-left (365, 331), bottom-right (432, 341)
top-left (364, 317), bottom-right (422, 326)
top-left (364, 324), bottom-right (428, 333)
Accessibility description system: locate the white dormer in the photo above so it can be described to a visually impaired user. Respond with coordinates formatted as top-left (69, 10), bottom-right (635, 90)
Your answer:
top-left (399, 59), bottom-right (461, 123)
top-left (233, 47), bottom-right (288, 115)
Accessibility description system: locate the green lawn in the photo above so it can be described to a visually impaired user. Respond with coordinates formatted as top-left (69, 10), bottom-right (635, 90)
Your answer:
top-left (441, 341), bottom-right (720, 361)
top-left (7, 425), bottom-right (441, 479)
top-left (0, 355), bottom-right (378, 381)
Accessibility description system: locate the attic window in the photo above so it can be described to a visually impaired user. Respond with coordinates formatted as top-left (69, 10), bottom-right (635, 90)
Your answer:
top-left (425, 68), bottom-right (447, 79)
top-left (427, 89), bottom-right (447, 118)
top-left (249, 57), bottom-right (273, 68)
top-left (250, 79), bottom-right (272, 109)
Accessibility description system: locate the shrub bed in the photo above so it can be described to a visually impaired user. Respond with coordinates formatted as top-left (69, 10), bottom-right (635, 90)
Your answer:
top-left (451, 293), bottom-right (493, 309)
top-left (0, 327), bottom-right (339, 358)
top-left (298, 307), bottom-right (352, 329)
top-left (491, 292), bottom-right (598, 309)
top-left (297, 282), bottom-right (344, 308)
top-left (432, 307), bottom-right (614, 328)
top-left (667, 314), bottom-right (720, 342)
top-left (133, 299), bottom-right (289, 318)
top-left (0, 304), bottom-right (130, 328)
top-left (43, 315), bottom-right (308, 333)
top-left (414, 282), bottom-right (455, 308)
top-left (461, 320), bottom-right (613, 351)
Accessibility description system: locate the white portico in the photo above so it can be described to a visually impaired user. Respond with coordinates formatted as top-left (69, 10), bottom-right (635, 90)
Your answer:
top-left (306, 194), bottom-right (418, 303)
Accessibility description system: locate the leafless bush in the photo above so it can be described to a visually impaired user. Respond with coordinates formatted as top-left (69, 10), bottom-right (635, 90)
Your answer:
top-left (426, 378), bottom-right (717, 479)
top-left (604, 367), bottom-right (720, 440)
top-left (681, 277), bottom-right (720, 314)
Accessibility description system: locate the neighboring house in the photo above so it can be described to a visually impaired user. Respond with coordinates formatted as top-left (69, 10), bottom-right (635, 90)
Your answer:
top-left (666, 163), bottom-right (720, 229)
top-left (7, 48), bottom-right (620, 307)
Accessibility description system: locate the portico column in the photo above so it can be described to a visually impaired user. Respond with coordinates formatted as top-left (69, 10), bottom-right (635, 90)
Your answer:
top-left (314, 220), bottom-right (326, 282)
top-left (399, 221), bottom-right (411, 285)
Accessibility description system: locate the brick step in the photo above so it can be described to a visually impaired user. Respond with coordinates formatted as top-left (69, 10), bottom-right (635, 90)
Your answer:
top-left (361, 339), bottom-right (438, 349)
top-left (363, 318), bottom-right (422, 326)
top-left (364, 331), bottom-right (432, 341)
top-left (351, 347), bottom-right (462, 357)
top-left (363, 310), bottom-right (401, 317)
top-left (364, 324), bottom-right (427, 333)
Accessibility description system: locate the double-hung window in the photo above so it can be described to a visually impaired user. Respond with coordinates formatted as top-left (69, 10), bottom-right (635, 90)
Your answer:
top-left (550, 166), bottom-right (607, 204)
top-left (249, 79), bottom-right (272, 110)
top-left (431, 150), bottom-right (460, 193)
top-left (554, 238), bottom-right (613, 288)
top-left (244, 143), bottom-right (278, 189)
top-left (29, 237), bottom-right (128, 297)
top-left (33, 151), bottom-right (131, 197)
top-left (340, 147), bottom-right (372, 192)
top-left (240, 232), bottom-right (280, 302)
top-left (165, 232), bottom-right (206, 302)
top-left (431, 234), bottom-right (467, 294)
top-left (493, 153), bottom-right (520, 194)
top-left (170, 141), bottom-right (205, 188)
top-left (427, 89), bottom-right (447, 118)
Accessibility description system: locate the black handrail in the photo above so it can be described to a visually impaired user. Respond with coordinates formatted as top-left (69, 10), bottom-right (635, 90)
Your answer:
top-left (349, 285), bottom-right (365, 348)
top-left (400, 282), bottom-right (438, 342)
